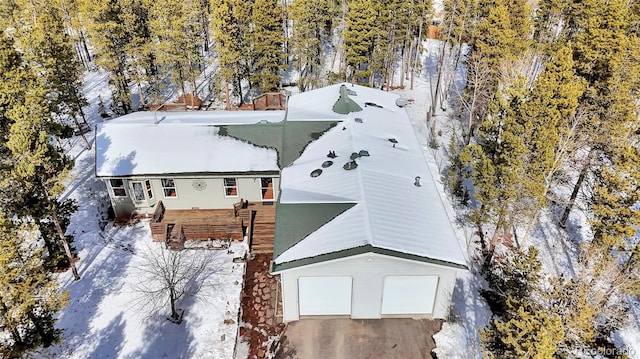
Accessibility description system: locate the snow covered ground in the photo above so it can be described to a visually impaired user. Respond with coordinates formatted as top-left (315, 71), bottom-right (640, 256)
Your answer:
top-left (26, 71), bottom-right (246, 359)
top-left (393, 39), bottom-right (492, 359)
top-left (21, 35), bottom-right (640, 358)
top-left (396, 39), bottom-right (640, 358)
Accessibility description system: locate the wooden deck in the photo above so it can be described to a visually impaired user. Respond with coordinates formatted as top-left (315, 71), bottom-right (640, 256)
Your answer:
top-left (242, 203), bottom-right (276, 253)
top-left (149, 200), bottom-right (276, 251)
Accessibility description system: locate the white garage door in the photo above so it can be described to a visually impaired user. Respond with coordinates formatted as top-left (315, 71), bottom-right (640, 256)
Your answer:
top-left (298, 277), bottom-right (352, 316)
top-left (381, 276), bottom-right (439, 315)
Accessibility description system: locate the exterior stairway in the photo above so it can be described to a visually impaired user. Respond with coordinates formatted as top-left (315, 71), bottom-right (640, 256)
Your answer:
top-left (243, 204), bottom-right (276, 253)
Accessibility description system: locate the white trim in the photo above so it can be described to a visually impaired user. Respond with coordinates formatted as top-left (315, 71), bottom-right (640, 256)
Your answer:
top-left (223, 177), bottom-right (238, 197)
top-left (145, 179), bottom-right (154, 200)
top-left (109, 179), bottom-right (127, 197)
top-left (160, 178), bottom-right (178, 198)
top-left (260, 177), bottom-right (275, 201)
top-left (130, 181), bottom-right (146, 202)
top-left (272, 251), bottom-right (466, 274)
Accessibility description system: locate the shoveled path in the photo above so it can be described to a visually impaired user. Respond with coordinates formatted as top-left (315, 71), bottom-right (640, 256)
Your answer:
top-left (240, 253), bottom-right (285, 358)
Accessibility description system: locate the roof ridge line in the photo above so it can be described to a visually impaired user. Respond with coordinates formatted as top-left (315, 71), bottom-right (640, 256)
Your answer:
top-left (349, 119), bottom-right (375, 247)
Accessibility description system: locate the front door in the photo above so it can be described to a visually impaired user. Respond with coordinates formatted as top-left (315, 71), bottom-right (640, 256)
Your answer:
top-left (130, 180), bottom-right (156, 207)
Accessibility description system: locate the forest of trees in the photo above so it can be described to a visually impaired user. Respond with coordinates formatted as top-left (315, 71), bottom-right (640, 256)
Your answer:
top-left (0, 0), bottom-right (432, 355)
top-left (441, 0), bottom-right (640, 356)
top-left (0, 0), bottom-right (638, 356)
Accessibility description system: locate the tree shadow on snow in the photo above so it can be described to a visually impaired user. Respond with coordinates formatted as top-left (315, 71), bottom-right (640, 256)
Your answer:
top-left (48, 225), bottom-right (143, 358)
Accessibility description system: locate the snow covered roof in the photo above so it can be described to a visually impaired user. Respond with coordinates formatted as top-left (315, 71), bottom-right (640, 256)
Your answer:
top-left (273, 83), bottom-right (467, 270)
top-left (95, 84), bottom-right (466, 269)
top-left (95, 111), bottom-right (284, 177)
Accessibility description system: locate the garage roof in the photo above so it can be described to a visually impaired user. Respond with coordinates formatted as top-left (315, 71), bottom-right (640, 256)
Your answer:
top-left (273, 84), bottom-right (467, 271)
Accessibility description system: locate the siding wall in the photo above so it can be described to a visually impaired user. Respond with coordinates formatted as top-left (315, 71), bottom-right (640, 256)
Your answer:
top-left (279, 253), bottom-right (459, 321)
top-left (105, 175), bottom-right (280, 218)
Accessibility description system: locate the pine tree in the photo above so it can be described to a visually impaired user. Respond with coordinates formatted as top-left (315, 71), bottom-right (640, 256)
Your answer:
top-left (483, 246), bottom-right (542, 312)
top-left (558, 0), bottom-right (638, 227)
top-left (119, 0), bottom-right (157, 108)
top-left (145, 0), bottom-right (205, 98)
top-left (0, 42), bottom-right (79, 277)
top-left (0, 36), bottom-right (29, 152)
top-left (343, 0), bottom-right (377, 83)
top-left (0, 216), bottom-right (69, 354)
top-left (79, 0), bottom-right (133, 114)
top-left (483, 297), bottom-right (564, 359)
top-left (251, 0), bottom-right (285, 92)
top-left (459, 77), bottom-right (529, 247)
top-left (211, 0), bottom-right (252, 102)
top-left (472, 0), bottom-right (531, 86)
top-left (516, 43), bottom-right (585, 231)
top-left (289, 0), bottom-right (331, 91)
top-left (4, 78), bottom-right (80, 278)
top-left (13, 0), bottom-right (91, 149)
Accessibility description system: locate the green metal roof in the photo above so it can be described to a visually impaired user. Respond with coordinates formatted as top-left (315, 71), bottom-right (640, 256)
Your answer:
top-left (272, 244), bottom-right (469, 272)
top-left (217, 121), bottom-right (337, 168)
top-left (332, 84), bottom-right (363, 114)
top-left (273, 202), bottom-right (356, 258)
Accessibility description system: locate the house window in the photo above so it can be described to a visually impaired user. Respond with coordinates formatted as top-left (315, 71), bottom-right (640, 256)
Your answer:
top-left (161, 178), bottom-right (177, 197)
top-left (110, 179), bottom-right (127, 197)
top-left (145, 180), bottom-right (154, 199)
top-left (261, 177), bottom-right (274, 200)
top-left (224, 178), bottom-right (238, 197)
top-left (131, 182), bottom-right (145, 201)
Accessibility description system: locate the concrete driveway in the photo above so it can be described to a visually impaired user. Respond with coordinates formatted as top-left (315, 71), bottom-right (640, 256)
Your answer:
top-left (275, 318), bottom-right (443, 359)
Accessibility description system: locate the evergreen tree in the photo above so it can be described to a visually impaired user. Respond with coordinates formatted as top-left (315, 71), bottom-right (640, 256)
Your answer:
top-left (13, 0), bottom-right (91, 148)
top-left (473, 0), bottom-right (531, 87)
top-left (0, 36), bottom-right (29, 153)
top-left (459, 77), bottom-right (529, 248)
top-left (251, 0), bottom-right (285, 92)
top-left (343, 0), bottom-right (376, 83)
top-left (0, 218), bottom-right (69, 354)
top-left (210, 0), bottom-right (252, 102)
top-left (119, 0), bottom-right (158, 108)
top-left (145, 0), bottom-right (205, 98)
top-left (0, 39), bottom-right (79, 276)
top-left (483, 297), bottom-right (564, 359)
top-left (558, 0), bottom-right (638, 227)
top-left (483, 246), bottom-right (542, 312)
top-left (3, 73), bottom-right (79, 278)
top-left (518, 44), bottom-right (585, 223)
top-left (79, 0), bottom-right (133, 114)
top-left (289, 0), bottom-right (331, 91)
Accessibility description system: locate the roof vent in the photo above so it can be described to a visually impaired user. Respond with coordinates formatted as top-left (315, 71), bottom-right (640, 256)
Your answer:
top-left (343, 160), bottom-right (358, 170)
top-left (359, 150), bottom-right (370, 157)
top-left (395, 98), bottom-right (408, 107)
top-left (414, 176), bottom-right (422, 187)
top-left (310, 169), bottom-right (323, 178)
top-left (389, 138), bottom-right (398, 147)
top-left (364, 102), bottom-right (383, 108)
top-left (322, 160), bottom-right (333, 168)
top-left (327, 150), bottom-right (337, 158)
top-left (350, 152), bottom-right (360, 160)
top-left (354, 118), bottom-right (363, 123)
top-left (347, 89), bottom-right (358, 96)
top-left (259, 119), bottom-right (269, 124)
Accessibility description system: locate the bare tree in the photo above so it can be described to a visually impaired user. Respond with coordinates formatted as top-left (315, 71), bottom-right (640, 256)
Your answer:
top-left (452, 53), bottom-right (492, 145)
top-left (132, 244), bottom-right (224, 324)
